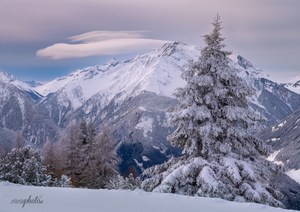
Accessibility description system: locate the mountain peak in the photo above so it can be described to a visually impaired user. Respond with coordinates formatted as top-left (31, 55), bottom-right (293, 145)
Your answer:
top-left (0, 71), bottom-right (34, 90)
top-left (237, 55), bottom-right (254, 69)
top-left (106, 57), bottom-right (119, 66)
top-left (157, 42), bottom-right (188, 57)
top-left (25, 81), bottom-right (43, 87)
top-left (292, 80), bottom-right (300, 87)
top-left (282, 79), bottom-right (300, 94)
top-left (0, 71), bottom-right (17, 83)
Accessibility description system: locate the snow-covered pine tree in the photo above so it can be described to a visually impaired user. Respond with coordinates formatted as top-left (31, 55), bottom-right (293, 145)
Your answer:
top-left (52, 174), bottom-right (72, 187)
top-left (107, 173), bottom-right (141, 190)
top-left (141, 15), bottom-right (283, 207)
top-left (0, 146), bottom-right (51, 186)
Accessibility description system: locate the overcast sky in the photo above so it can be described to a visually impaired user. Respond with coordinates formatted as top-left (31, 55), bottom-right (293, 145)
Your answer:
top-left (0, 0), bottom-right (299, 82)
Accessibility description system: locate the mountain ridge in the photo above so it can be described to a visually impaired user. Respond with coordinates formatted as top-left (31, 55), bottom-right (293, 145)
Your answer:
top-left (1, 42), bottom-right (300, 174)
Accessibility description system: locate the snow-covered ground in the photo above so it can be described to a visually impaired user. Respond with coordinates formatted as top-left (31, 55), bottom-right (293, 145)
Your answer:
top-left (0, 182), bottom-right (296, 212)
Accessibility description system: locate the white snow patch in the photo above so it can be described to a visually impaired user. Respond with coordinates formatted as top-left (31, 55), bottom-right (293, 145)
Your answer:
top-left (134, 159), bottom-right (143, 169)
top-left (135, 117), bottom-right (153, 137)
top-left (270, 137), bottom-right (280, 142)
top-left (265, 86), bottom-right (273, 93)
top-left (139, 106), bottom-right (147, 111)
top-left (272, 121), bottom-right (286, 132)
top-left (249, 90), bottom-right (266, 110)
top-left (142, 156), bottom-right (150, 162)
top-left (278, 121), bottom-right (286, 128)
top-left (198, 166), bottom-right (219, 188)
top-left (223, 157), bottom-right (242, 184)
top-left (0, 182), bottom-right (294, 212)
top-left (271, 126), bottom-right (278, 132)
top-left (266, 150), bottom-right (283, 165)
top-left (152, 145), bottom-right (160, 150)
top-left (286, 169), bottom-right (300, 185)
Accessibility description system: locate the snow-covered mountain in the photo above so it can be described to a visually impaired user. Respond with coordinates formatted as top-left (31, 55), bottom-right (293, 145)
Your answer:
top-left (35, 43), bottom-right (300, 127)
top-left (25, 80), bottom-right (43, 88)
top-left (0, 71), bottom-right (60, 148)
top-left (35, 43), bottom-right (199, 124)
top-left (231, 56), bottom-right (300, 126)
top-left (0, 72), bottom-right (42, 101)
top-left (1, 42), bottom-right (300, 174)
top-left (30, 42), bottom-right (300, 174)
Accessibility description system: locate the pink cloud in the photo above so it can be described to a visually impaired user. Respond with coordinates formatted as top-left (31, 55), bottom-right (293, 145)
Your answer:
top-left (37, 31), bottom-right (169, 59)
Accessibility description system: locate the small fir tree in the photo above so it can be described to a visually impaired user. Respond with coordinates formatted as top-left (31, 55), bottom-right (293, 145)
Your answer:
top-left (0, 146), bottom-right (51, 186)
top-left (107, 173), bottom-right (141, 190)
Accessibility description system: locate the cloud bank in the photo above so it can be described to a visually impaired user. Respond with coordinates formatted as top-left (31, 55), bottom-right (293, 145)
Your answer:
top-left (37, 31), bottom-right (169, 59)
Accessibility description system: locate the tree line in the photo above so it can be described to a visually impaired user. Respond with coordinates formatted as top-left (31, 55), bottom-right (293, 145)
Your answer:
top-left (0, 121), bottom-right (123, 189)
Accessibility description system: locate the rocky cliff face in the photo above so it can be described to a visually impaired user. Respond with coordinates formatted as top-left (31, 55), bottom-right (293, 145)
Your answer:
top-left (259, 108), bottom-right (300, 170)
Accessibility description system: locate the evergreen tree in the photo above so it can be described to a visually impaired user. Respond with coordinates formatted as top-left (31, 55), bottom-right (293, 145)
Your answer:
top-left (62, 123), bottom-right (81, 186)
top-left (81, 127), bottom-right (119, 188)
top-left (42, 140), bottom-right (68, 187)
top-left (168, 15), bottom-right (266, 158)
top-left (52, 175), bottom-right (72, 187)
top-left (42, 140), bottom-right (56, 175)
top-left (62, 122), bottom-right (119, 188)
top-left (107, 173), bottom-right (141, 190)
top-left (76, 121), bottom-right (97, 187)
top-left (142, 15), bottom-right (283, 207)
top-left (0, 146), bottom-right (51, 186)
top-left (0, 146), bottom-right (6, 159)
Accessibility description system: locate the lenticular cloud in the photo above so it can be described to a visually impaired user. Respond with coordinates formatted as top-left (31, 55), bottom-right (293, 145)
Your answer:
top-left (36, 31), bottom-right (169, 59)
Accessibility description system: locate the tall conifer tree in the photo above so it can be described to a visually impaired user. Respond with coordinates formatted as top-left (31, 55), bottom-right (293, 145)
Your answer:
top-left (142, 16), bottom-right (283, 207)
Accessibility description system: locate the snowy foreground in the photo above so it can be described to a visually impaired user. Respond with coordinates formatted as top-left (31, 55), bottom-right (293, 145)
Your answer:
top-left (0, 182), bottom-right (297, 212)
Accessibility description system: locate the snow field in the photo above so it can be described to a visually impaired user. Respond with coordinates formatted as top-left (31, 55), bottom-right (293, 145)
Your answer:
top-left (0, 182), bottom-right (296, 212)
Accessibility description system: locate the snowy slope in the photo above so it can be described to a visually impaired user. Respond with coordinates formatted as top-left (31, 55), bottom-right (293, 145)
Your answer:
top-left (0, 71), bottom-right (42, 99)
top-left (261, 108), bottom-right (300, 178)
top-left (35, 42), bottom-right (300, 127)
top-left (282, 80), bottom-right (300, 94)
top-left (30, 42), bottom-right (300, 172)
top-left (35, 42), bottom-right (199, 111)
top-left (0, 71), bottom-right (59, 146)
top-left (0, 182), bottom-right (296, 212)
